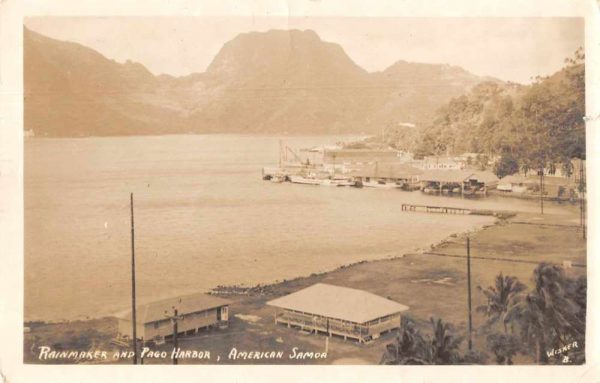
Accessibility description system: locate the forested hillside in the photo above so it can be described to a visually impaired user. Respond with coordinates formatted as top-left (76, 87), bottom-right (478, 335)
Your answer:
top-left (412, 48), bottom-right (585, 174)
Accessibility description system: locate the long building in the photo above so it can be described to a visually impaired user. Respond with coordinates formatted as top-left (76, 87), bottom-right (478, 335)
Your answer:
top-left (267, 283), bottom-right (409, 343)
top-left (349, 163), bottom-right (423, 188)
top-left (117, 293), bottom-right (231, 342)
top-left (420, 169), bottom-right (499, 195)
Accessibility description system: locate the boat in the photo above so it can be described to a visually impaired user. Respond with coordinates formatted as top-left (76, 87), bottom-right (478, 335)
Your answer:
top-left (320, 176), bottom-right (355, 187)
top-left (319, 179), bottom-right (341, 186)
top-left (289, 175), bottom-right (321, 185)
top-left (270, 174), bottom-right (286, 183)
top-left (362, 179), bottom-right (403, 189)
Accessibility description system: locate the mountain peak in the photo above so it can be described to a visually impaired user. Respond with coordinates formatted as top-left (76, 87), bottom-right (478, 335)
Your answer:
top-left (25, 28), bottom-right (497, 136)
top-left (205, 28), bottom-right (366, 82)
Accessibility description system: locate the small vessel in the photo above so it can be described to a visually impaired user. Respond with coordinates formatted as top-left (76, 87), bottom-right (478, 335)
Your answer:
top-left (319, 179), bottom-right (340, 186)
top-left (362, 179), bottom-right (403, 189)
top-left (270, 174), bottom-right (286, 183)
top-left (289, 175), bottom-right (321, 185)
top-left (320, 176), bottom-right (355, 187)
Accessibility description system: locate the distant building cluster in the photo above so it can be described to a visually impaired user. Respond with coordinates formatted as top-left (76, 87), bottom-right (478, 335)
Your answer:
top-left (262, 143), bottom-right (584, 200)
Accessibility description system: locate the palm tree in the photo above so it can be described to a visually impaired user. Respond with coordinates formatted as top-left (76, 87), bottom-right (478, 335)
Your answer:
top-left (477, 273), bottom-right (526, 333)
top-left (508, 263), bottom-right (585, 363)
top-left (380, 317), bottom-right (431, 365)
top-left (429, 317), bottom-right (463, 364)
top-left (487, 332), bottom-right (521, 364)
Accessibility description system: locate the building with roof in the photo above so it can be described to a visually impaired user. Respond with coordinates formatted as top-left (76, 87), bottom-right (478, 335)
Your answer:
top-left (497, 174), bottom-right (532, 192)
top-left (349, 163), bottom-right (422, 188)
top-left (267, 283), bottom-right (409, 343)
top-left (421, 156), bottom-right (465, 170)
top-left (497, 173), bottom-right (578, 198)
top-left (420, 170), bottom-right (499, 195)
top-left (322, 149), bottom-right (403, 172)
top-left (117, 293), bottom-right (231, 342)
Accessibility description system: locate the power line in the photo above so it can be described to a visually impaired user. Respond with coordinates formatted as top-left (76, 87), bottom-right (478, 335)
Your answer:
top-left (407, 251), bottom-right (585, 268)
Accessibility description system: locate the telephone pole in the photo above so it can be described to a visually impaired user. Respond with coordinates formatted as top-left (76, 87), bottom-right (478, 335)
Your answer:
top-left (166, 307), bottom-right (184, 365)
top-left (580, 159), bottom-right (586, 239)
top-left (130, 193), bottom-right (138, 365)
top-left (466, 236), bottom-right (473, 351)
top-left (539, 168), bottom-right (544, 215)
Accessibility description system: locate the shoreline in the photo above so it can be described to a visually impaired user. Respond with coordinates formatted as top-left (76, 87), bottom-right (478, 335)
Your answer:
top-left (25, 216), bottom-right (499, 325)
top-left (208, 218), bottom-right (500, 298)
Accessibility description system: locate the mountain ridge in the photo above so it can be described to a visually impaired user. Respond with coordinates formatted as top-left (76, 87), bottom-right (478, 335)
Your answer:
top-left (24, 27), bottom-right (500, 137)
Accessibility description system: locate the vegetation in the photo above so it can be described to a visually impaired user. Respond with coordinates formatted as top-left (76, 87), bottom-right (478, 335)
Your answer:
top-left (477, 273), bottom-right (526, 333)
top-left (507, 264), bottom-right (586, 364)
top-left (380, 317), bottom-right (466, 365)
top-left (412, 48), bottom-right (584, 174)
top-left (382, 264), bottom-right (586, 365)
top-left (482, 265), bottom-right (586, 364)
top-left (493, 152), bottom-right (520, 178)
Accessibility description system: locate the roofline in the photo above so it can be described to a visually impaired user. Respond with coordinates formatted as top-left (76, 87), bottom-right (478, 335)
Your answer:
top-left (116, 300), bottom-right (230, 323)
top-left (266, 301), bottom-right (409, 324)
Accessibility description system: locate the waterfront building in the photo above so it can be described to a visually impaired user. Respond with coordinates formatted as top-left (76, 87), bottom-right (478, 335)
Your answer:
top-left (349, 163), bottom-right (423, 186)
top-left (421, 156), bottom-right (464, 170)
top-left (267, 283), bottom-right (409, 343)
top-left (117, 293), bottom-right (230, 342)
top-left (420, 169), bottom-right (499, 195)
top-left (498, 173), bottom-right (579, 198)
top-left (322, 149), bottom-right (402, 173)
top-left (497, 174), bottom-right (531, 193)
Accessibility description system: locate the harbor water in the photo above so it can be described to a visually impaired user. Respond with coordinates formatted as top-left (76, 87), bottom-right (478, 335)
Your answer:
top-left (25, 134), bottom-right (571, 321)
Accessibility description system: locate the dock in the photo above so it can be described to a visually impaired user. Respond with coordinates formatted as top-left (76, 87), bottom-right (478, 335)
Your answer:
top-left (401, 204), bottom-right (472, 214)
top-left (401, 204), bottom-right (515, 218)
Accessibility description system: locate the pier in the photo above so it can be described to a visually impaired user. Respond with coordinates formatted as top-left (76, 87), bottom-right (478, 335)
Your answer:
top-left (401, 204), bottom-right (515, 218)
top-left (401, 204), bottom-right (472, 214)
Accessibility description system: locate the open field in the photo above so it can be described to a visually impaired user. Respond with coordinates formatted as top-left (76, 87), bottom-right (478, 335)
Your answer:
top-left (24, 206), bottom-right (586, 365)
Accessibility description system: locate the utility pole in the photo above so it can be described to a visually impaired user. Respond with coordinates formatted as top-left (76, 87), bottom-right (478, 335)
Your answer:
top-left (539, 168), bottom-right (544, 215)
top-left (278, 139), bottom-right (282, 168)
top-left (166, 307), bottom-right (184, 365)
top-left (130, 193), bottom-right (138, 365)
top-left (173, 308), bottom-right (179, 365)
top-left (466, 236), bottom-right (473, 351)
top-left (332, 153), bottom-right (336, 178)
top-left (580, 159), bottom-right (586, 239)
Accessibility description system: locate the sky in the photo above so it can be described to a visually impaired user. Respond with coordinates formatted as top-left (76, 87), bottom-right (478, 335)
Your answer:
top-left (25, 17), bottom-right (584, 84)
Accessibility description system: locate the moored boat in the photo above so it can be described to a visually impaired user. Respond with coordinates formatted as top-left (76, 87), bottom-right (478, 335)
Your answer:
top-left (362, 179), bottom-right (403, 189)
top-left (289, 175), bottom-right (321, 185)
top-left (270, 174), bottom-right (286, 183)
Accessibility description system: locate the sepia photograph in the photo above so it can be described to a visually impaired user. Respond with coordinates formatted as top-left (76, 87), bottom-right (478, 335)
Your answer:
top-left (1, 0), bottom-right (599, 381)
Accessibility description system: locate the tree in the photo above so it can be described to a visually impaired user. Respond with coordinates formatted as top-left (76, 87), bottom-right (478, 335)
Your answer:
top-left (486, 332), bottom-right (521, 364)
top-left (507, 264), bottom-right (586, 363)
top-left (380, 317), bottom-right (464, 365)
top-left (380, 317), bottom-right (432, 365)
top-left (429, 317), bottom-right (463, 364)
top-left (477, 273), bottom-right (526, 333)
top-left (476, 154), bottom-right (490, 171)
top-left (413, 48), bottom-right (584, 168)
top-left (494, 152), bottom-right (520, 178)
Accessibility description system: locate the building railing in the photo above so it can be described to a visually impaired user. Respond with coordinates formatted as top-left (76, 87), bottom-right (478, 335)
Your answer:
top-left (275, 311), bottom-right (400, 338)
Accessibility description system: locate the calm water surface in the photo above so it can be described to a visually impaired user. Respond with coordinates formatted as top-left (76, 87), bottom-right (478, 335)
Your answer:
top-left (24, 135), bottom-right (570, 321)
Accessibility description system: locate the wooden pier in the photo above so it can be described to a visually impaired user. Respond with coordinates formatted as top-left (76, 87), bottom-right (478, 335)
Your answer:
top-left (401, 204), bottom-right (516, 219)
top-left (401, 204), bottom-right (473, 215)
